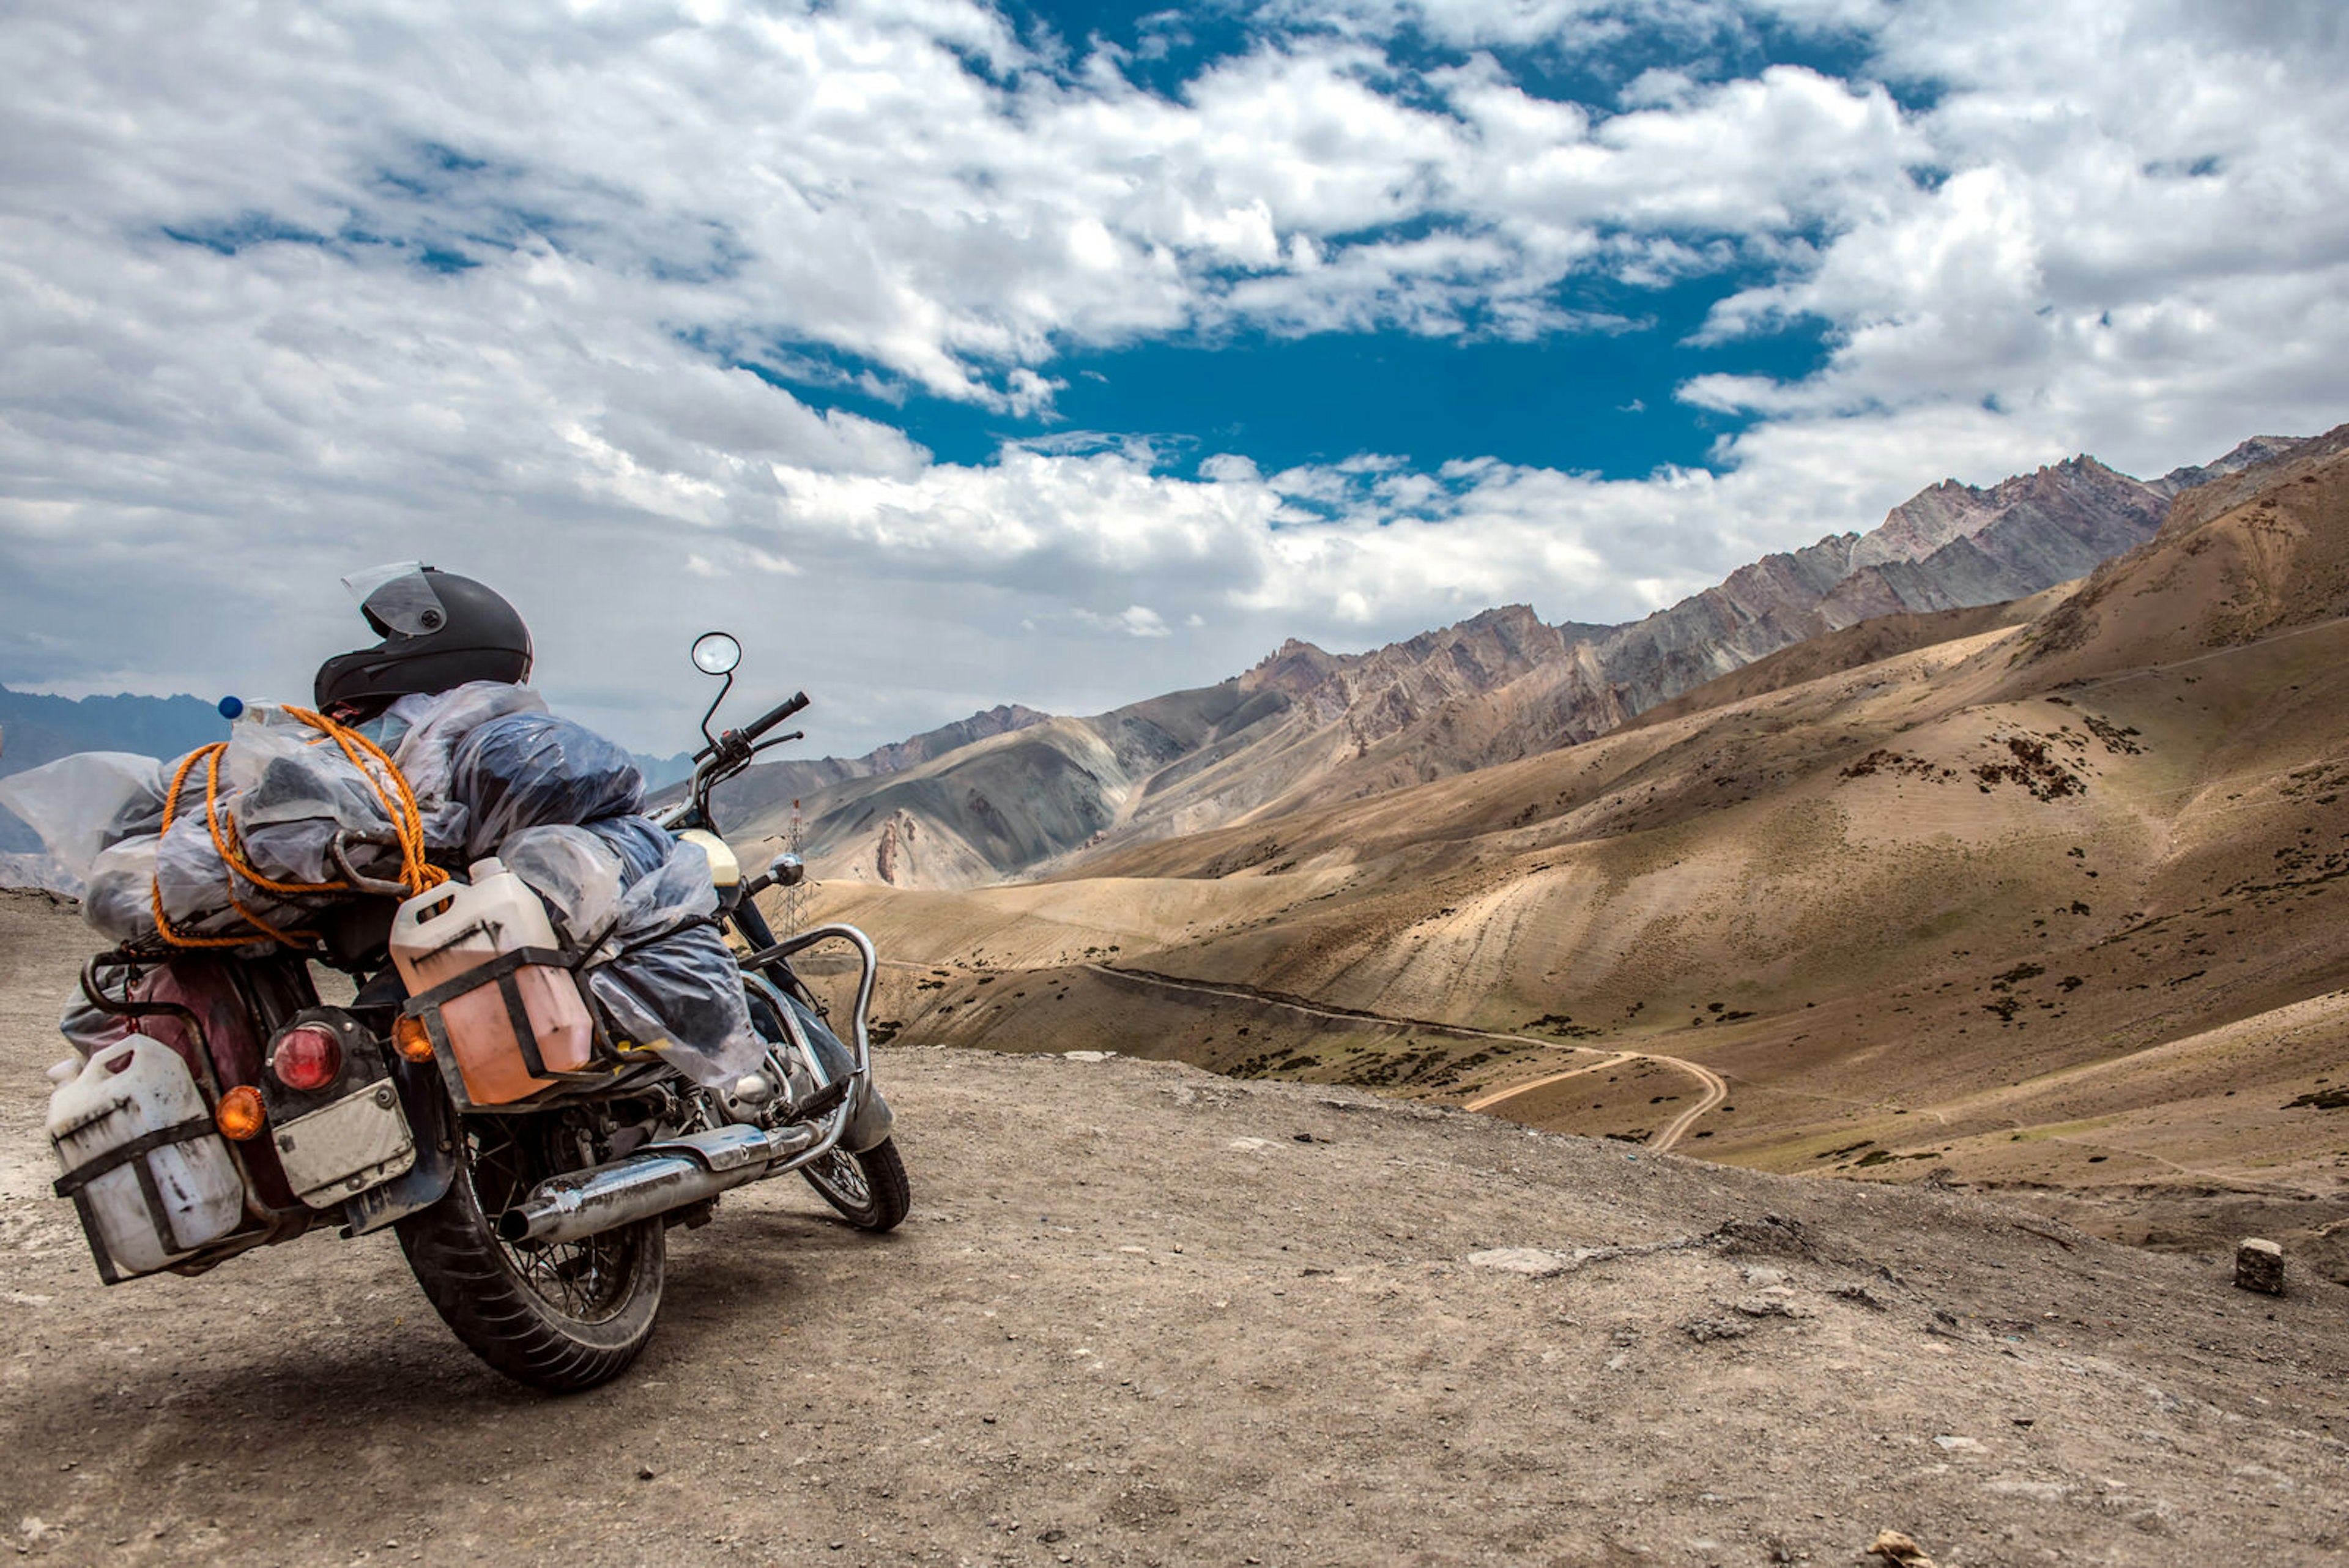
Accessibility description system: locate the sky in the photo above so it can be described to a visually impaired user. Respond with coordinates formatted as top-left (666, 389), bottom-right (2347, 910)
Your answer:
top-left (2, 0), bottom-right (2346, 757)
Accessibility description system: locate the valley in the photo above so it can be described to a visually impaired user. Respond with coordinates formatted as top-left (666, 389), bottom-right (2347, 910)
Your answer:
top-left (752, 425), bottom-right (2349, 1281)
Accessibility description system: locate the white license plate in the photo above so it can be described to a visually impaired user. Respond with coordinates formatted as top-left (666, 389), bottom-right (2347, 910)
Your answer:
top-left (274, 1083), bottom-right (417, 1209)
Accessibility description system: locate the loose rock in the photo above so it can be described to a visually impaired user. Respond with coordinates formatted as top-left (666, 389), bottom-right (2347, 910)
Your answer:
top-left (1467, 1247), bottom-right (1576, 1277)
top-left (2235, 1237), bottom-right (2285, 1295)
top-left (1682, 1317), bottom-right (1753, 1343)
top-left (1866, 1528), bottom-right (1937, 1566)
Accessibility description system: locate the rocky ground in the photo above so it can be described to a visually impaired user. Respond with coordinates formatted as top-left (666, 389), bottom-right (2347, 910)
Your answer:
top-left (5, 893), bottom-right (2349, 1567)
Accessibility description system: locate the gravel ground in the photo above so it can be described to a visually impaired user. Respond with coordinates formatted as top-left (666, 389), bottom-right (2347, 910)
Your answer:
top-left (5, 890), bottom-right (2349, 1567)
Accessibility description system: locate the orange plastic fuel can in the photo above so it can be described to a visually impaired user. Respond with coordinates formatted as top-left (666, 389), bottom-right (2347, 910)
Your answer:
top-left (389, 858), bottom-right (593, 1104)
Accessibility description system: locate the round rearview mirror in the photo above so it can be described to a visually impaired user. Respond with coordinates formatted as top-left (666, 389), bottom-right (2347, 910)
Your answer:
top-left (691, 631), bottom-right (742, 675)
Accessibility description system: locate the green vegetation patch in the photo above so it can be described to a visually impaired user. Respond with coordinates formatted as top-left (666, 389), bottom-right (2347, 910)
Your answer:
top-left (1523, 1013), bottom-right (1601, 1039)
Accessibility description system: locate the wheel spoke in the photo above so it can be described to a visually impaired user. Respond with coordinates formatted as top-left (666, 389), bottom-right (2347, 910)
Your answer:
top-left (811, 1150), bottom-right (870, 1206)
top-left (467, 1120), bottom-right (638, 1325)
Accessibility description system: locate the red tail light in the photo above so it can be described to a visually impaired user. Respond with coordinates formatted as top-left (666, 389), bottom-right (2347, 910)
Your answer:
top-left (270, 1025), bottom-right (343, 1092)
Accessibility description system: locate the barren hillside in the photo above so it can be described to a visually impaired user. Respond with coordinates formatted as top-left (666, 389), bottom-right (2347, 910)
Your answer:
top-left (787, 429), bottom-right (2349, 1285)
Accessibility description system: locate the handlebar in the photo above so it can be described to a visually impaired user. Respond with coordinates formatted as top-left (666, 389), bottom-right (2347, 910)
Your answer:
top-left (746, 689), bottom-right (810, 743)
top-left (693, 689), bottom-right (809, 764)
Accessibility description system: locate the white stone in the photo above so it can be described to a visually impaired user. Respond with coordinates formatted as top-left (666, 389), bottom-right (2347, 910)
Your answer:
top-left (1467, 1247), bottom-right (1575, 1277)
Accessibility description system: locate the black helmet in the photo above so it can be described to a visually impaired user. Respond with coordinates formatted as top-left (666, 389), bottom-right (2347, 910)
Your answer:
top-left (313, 563), bottom-right (533, 714)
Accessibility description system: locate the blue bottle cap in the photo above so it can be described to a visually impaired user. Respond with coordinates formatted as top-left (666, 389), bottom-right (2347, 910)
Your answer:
top-left (218, 696), bottom-right (245, 719)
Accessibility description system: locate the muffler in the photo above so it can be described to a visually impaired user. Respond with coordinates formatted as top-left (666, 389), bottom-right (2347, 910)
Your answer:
top-left (496, 1122), bottom-right (823, 1246)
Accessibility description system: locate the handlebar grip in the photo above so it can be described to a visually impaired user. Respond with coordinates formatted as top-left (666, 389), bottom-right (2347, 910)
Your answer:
top-left (741, 689), bottom-right (810, 743)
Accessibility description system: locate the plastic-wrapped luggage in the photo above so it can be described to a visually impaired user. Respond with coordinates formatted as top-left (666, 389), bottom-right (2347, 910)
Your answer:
top-left (450, 713), bottom-right (645, 862)
top-left (500, 825), bottom-right (762, 1087)
top-left (226, 707), bottom-right (414, 886)
top-left (40, 706), bottom-right (410, 945)
top-left (0, 752), bottom-right (176, 885)
top-left (0, 682), bottom-right (757, 1088)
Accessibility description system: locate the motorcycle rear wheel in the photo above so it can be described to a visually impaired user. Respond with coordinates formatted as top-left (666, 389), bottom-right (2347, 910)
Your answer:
top-left (396, 1112), bottom-right (665, 1392)
top-left (801, 1136), bottom-right (911, 1232)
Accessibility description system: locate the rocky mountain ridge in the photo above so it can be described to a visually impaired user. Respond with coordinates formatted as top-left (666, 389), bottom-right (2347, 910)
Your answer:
top-left (688, 702), bottom-right (1053, 824)
top-left (744, 433), bottom-right (2303, 886)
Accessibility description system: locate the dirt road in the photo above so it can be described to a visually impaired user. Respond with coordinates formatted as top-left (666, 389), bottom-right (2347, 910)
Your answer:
top-left (7, 891), bottom-right (2349, 1566)
top-left (1089, 964), bottom-right (1729, 1153)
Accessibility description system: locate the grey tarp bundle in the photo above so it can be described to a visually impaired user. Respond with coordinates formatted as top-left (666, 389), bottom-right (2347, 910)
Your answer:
top-left (0, 683), bottom-right (760, 1087)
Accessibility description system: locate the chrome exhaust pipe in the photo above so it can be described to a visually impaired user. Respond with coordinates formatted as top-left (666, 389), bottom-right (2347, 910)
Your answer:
top-left (496, 1122), bottom-right (823, 1246)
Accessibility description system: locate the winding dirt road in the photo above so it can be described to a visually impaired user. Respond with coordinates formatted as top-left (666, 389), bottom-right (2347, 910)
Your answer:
top-left (1463, 1052), bottom-right (1731, 1151)
top-left (1085, 964), bottom-right (1727, 1152)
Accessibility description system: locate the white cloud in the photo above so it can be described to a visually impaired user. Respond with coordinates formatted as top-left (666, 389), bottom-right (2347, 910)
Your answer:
top-left (1075, 604), bottom-right (1176, 638)
top-left (0, 1), bottom-right (1946, 410)
top-left (2, 0), bottom-right (2347, 754)
top-left (1683, 0), bottom-right (2349, 473)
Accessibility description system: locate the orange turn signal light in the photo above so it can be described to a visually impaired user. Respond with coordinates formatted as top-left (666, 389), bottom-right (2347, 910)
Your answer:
top-left (392, 1014), bottom-right (436, 1063)
top-left (215, 1084), bottom-right (266, 1142)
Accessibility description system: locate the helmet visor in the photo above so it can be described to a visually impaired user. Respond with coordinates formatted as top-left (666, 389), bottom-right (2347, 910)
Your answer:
top-left (343, 562), bottom-right (448, 637)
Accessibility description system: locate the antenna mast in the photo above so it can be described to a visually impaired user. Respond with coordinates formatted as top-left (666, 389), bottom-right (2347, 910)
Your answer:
top-left (781, 798), bottom-right (808, 938)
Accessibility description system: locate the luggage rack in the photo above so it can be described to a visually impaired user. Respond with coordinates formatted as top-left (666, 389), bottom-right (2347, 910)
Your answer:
top-left (67, 953), bottom-right (313, 1282)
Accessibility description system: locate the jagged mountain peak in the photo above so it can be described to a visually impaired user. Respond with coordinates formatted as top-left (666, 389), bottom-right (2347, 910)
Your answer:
top-left (2154, 433), bottom-right (2309, 497)
top-left (1850, 451), bottom-right (2154, 573)
top-left (1244, 638), bottom-right (1345, 695)
top-left (1242, 605), bottom-right (1568, 698)
top-left (711, 424), bottom-right (2325, 893)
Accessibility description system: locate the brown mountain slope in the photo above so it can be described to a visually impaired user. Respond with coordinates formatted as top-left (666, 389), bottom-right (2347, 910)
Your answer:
top-left (728, 438), bottom-right (2298, 888)
top-left (785, 427), bottom-right (2349, 1276)
top-left (677, 701), bottom-right (1053, 825)
top-left (757, 606), bottom-right (1593, 888)
top-left (1622, 587), bottom-right (2071, 734)
top-left (2011, 422), bottom-right (2349, 686)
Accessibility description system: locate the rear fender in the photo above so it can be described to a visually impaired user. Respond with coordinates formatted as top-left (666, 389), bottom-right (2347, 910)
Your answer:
top-left (340, 1047), bottom-right (459, 1236)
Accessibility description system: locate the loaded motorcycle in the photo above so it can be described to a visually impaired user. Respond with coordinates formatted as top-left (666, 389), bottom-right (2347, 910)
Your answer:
top-left (43, 631), bottom-right (904, 1391)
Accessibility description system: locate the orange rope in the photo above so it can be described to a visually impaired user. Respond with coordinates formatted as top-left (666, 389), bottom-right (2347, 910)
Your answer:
top-left (151, 707), bottom-right (450, 950)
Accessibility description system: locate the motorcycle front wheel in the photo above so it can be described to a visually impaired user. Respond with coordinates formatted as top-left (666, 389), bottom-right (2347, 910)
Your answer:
top-left (395, 1111), bottom-right (665, 1392)
top-left (802, 1136), bottom-right (911, 1232)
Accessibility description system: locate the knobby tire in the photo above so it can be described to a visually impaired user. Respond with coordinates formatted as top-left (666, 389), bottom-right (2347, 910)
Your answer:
top-left (803, 1136), bottom-right (911, 1232)
top-left (395, 1115), bottom-right (665, 1392)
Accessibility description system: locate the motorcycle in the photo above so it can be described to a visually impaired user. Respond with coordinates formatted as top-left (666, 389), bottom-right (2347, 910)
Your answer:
top-left (51, 631), bottom-right (906, 1391)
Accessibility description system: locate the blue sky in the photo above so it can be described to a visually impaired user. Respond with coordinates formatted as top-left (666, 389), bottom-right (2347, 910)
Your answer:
top-left (2, 0), bottom-right (2345, 753)
top-left (740, 0), bottom-right (1857, 481)
top-left (751, 273), bottom-right (1830, 480)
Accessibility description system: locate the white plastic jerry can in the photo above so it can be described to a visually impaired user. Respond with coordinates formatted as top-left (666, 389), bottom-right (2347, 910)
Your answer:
top-left (388, 856), bottom-right (593, 1105)
top-left (46, 1036), bottom-right (245, 1278)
